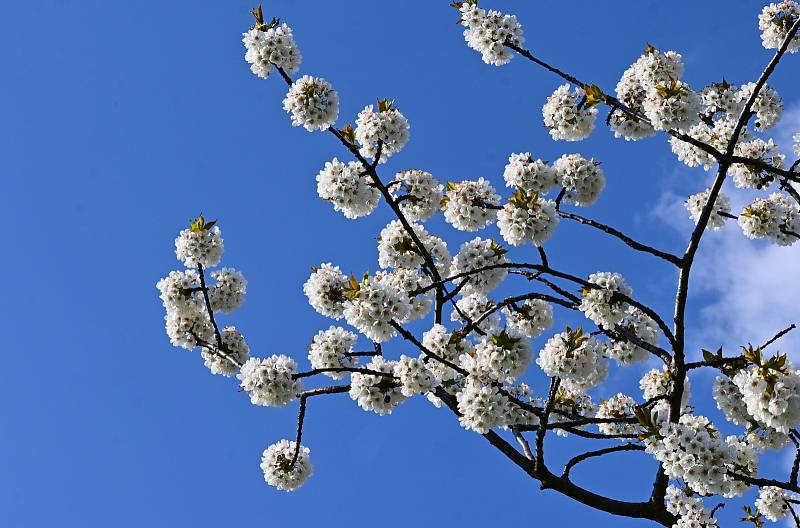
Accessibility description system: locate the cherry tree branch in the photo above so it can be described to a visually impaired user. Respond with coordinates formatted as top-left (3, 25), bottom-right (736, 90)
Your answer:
top-left (562, 443), bottom-right (645, 479)
top-left (556, 210), bottom-right (683, 266)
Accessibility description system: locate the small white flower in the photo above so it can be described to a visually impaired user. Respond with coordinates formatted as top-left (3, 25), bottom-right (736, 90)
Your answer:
top-left (442, 178), bottom-right (500, 232)
top-left (736, 82), bottom-right (783, 131)
top-left (537, 328), bottom-right (607, 392)
top-left (685, 188), bottom-right (731, 230)
top-left (201, 326), bottom-right (249, 377)
top-left (502, 299), bottom-right (553, 338)
top-left (758, 1), bottom-right (800, 53)
top-left (553, 154), bottom-right (605, 206)
top-left (458, 3), bottom-right (524, 66)
top-left (390, 169), bottom-right (443, 221)
top-left (342, 275), bottom-right (411, 343)
top-left (242, 24), bottom-right (301, 80)
top-left (376, 220), bottom-right (451, 274)
top-left (282, 75), bottom-right (339, 131)
top-left (579, 271), bottom-right (632, 330)
top-left (208, 268), bottom-right (247, 313)
top-left (308, 326), bottom-right (358, 379)
top-left (175, 224), bottom-right (224, 269)
top-left (394, 355), bottom-right (436, 397)
top-left (731, 138), bottom-right (785, 189)
top-left (450, 237), bottom-right (508, 296)
top-left (497, 191), bottom-right (559, 247)
top-left (503, 153), bottom-right (560, 194)
top-left (450, 293), bottom-right (502, 335)
top-left (756, 486), bottom-right (795, 521)
top-left (542, 84), bottom-right (597, 141)
top-left (462, 328), bottom-right (531, 383)
top-left (422, 324), bottom-right (474, 382)
top-left (237, 355), bottom-right (302, 407)
top-left (738, 193), bottom-right (799, 246)
top-left (260, 439), bottom-right (312, 492)
top-left (642, 79), bottom-right (701, 132)
top-left (355, 101), bottom-right (410, 163)
top-left (349, 357), bottom-right (406, 414)
top-left (303, 263), bottom-right (349, 320)
top-left (456, 376), bottom-right (510, 433)
top-left (316, 158), bottom-right (379, 219)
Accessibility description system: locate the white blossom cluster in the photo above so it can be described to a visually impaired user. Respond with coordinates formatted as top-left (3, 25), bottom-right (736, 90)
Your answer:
top-left (342, 275), bottom-right (411, 343)
top-left (497, 191), bottom-right (559, 247)
top-left (665, 486), bottom-right (718, 528)
top-left (551, 386), bottom-right (597, 437)
top-left (390, 169), bottom-right (443, 221)
top-left (645, 414), bottom-right (756, 497)
top-left (669, 123), bottom-right (716, 171)
top-left (238, 355), bottom-right (301, 407)
top-left (450, 237), bottom-right (508, 295)
top-left (303, 263), bottom-right (348, 319)
top-left (579, 272), bottom-right (633, 330)
top-left (700, 81), bottom-right (743, 118)
top-left (209, 268), bottom-right (247, 313)
top-left (738, 193), bottom-right (799, 246)
top-left (611, 68), bottom-right (656, 141)
top-left (732, 360), bottom-right (800, 433)
top-left (377, 220), bottom-right (451, 273)
top-left (175, 224), bottom-right (224, 269)
top-left (462, 329), bottom-right (532, 383)
top-left (712, 376), bottom-right (752, 426)
top-left (354, 103), bottom-right (410, 163)
top-left (308, 326), bottom-right (358, 379)
top-left (670, 117), bottom-right (751, 171)
top-left (456, 376), bottom-right (510, 433)
top-left (613, 46), bottom-right (701, 137)
top-left (422, 324), bottom-right (475, 382)
top-left (737, 82), bottom-right (784, 131)
top-left (553, 154), bottom-right (606, 206)
top-left (759, 1), bottom-right (800, 53)
top-left (349, 357), bottom-right (406, 414)
top-left (242, 23), bottom-right (301, 80)
top-left (503, 153), bottom-right (560, 194)
top-left (457, 2), bottom-right (524, 66)
top-left (542, 84), bottom-right (598, 141)
top-left (756, 486), bottom-right (795, 521)
top-left (202, 326), bottom-right (250, 377)
top-left (605, 306), bottom-right (659, 366)
top-left (260, 440), bottom-right (312, 491)
top-left (395, 355), bottom-right (436, 397)
top-left (640, 367), bottom-right (691, 408)
top-left (643, 79), bottom-right (702, 133)
top-left (502, 383), bottom-right (539, 429)
top-left (731, 138), bottom-right (785, 189)
top-left (375, 268), bottom-right (433, 322)
top-left (501, 299), bottom-right (553, 338)
top-left (537, 329), bottom-right (608, 391)
top-left (596, 393), bottom-right (641, 437)
top-left (157, 269), bottom-right (209, 348)
top-left (685, 188), bottom-right (732, 230)
top-left (159, 222), bottom-right (250, 376)
top-left (282, 75), bottom-right (339, 131)
top-left (450, 293), bottom-right (501, 334)
top-left (442, 178), bottom-right (500, 231)
top-left (316, 158), bottom-right (379, 219)
top-left (794, 131), bottom-right (800, 156)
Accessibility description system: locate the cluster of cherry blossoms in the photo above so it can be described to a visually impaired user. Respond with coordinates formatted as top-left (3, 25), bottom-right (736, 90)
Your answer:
top-left (158, 3), bottom-right (800, 524)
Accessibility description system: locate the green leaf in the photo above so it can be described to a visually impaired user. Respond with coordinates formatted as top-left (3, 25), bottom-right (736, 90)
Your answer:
top-left (341, 124), bottom-right (356, 144)
top-left (582, 84), bottom-right (606, 108)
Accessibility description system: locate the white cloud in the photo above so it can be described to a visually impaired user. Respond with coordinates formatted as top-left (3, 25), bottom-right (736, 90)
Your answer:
top-left (691, 226), bottom-right (800, 359)
top-left (653, 101), bottom-right (800, 360)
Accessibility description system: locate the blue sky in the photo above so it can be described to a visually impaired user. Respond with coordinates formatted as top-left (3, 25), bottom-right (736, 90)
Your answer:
top-left (2, 1), bottom-right (798, 527)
